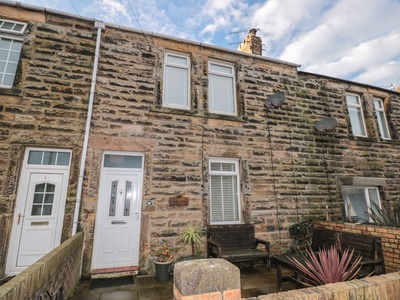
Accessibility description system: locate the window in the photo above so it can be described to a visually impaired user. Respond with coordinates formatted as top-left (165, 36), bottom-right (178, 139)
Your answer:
top-left (342, 186), bottom-right (381, 222)
top-left (28, 150), bottom-right (71, 166)
top-left (374, 98), bottom-right (390, 139)
top-left (209, 158), bottom-right (240, 224)
top-left (103, 154), bottom-right (142, 168)
top-left (208, 61), bottom-right (236, 115)
top-left (31, 183), bottom-right (55, 216)
top-left (0, 19), bottom-right (26, 88)
top-left (345, 93), bottom-right (367, 137)
top-left (163, 52), bottom-right (190, 109)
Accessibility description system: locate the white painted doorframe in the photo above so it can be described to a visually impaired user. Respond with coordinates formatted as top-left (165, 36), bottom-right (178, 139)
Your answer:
top-left (6, 148), bottom-right (71, 275)
top-left (91, 152), bottom-right (144, 270)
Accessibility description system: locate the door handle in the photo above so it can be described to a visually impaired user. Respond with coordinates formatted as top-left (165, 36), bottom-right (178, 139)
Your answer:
top-left (135, 209), bottom-right (139, 220)
top-left (18, 213), bottom-right (25, 225)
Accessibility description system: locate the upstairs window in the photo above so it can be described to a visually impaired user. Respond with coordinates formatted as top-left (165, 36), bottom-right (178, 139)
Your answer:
top-left (345, 93), bottom-right (367, 137)
top-left (208, 61), bottom-right (236, 116)
top-left (209, 158), bottom-right (241, 224)
top-left (342, 186), bottom-right (381, 223)
top-left (0, 19), bottom-right (26, 88)
top-left (163, 52), bottom-right (190, 109)
top-left (374, 98), bottom-right (390, 140)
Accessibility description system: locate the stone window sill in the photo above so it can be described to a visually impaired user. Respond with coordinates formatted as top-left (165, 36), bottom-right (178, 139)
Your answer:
top-left (149, 105), bottom-right (245, 122)
top-left (0, 87), bottom-right (23, 96)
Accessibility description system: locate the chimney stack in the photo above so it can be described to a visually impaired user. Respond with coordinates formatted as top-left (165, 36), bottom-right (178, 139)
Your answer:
top-left (237, 28), bottom-right (262, 55)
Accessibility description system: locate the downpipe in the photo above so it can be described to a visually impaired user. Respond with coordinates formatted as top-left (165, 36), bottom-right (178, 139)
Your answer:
top-left (72, 21), bottom-right (105, 236)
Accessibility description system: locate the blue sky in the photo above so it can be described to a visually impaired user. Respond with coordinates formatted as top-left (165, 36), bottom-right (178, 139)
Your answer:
top-left (19, 0), bottom-right (400, 90)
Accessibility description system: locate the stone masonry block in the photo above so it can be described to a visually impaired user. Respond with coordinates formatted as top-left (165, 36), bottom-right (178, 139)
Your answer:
top-left (174, 259), bottom-right (240, 298)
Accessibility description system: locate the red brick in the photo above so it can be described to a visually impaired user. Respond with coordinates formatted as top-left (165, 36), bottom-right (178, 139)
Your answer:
top-left (180, 291), bottom-right (222, 300)
top-left (222, 289), bottom-right (240, 300)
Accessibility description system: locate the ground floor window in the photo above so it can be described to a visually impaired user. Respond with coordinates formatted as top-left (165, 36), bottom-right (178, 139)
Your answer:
top-left (209, 158), bottom-right (240, 224)
top-left (341, 186), bottom-right (381, 222)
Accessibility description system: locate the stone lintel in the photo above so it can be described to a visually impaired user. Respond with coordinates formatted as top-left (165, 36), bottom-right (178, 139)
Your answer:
top-left (338, 177), bottom-right (386, 187)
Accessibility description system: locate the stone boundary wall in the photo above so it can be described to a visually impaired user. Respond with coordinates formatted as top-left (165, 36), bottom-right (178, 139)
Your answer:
top-left (314, 221), bottom-right (400, 273)
top-left (253, 272), bottom-right (400, 300)
top-left (0, 231), bottom-right (84, 300)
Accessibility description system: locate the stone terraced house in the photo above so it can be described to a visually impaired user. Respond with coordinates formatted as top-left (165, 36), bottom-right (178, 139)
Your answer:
top-left (1, 1), bottom-right (400, 278)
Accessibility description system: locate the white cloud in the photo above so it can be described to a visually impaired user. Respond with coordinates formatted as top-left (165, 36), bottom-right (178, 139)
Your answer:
top-left (305, 30), bottom-right (400, 78)
top-left (354, 60), bottom-right (400, 88)
top-left (280, 0), bottom-right (400, 64)
top-left (250, 0), bottom-right (330, 57)
top-left (271, 0), bottom-right (400, 87)
top-left (199, 0), bottom-right (252, 38)
top-left (86, 0), bottom-right (131, 23)
top-left (201, 17), bottom-right (229, 35)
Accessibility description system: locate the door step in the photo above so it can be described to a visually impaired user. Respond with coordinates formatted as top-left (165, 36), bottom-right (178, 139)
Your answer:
top-left (91, 266), bottom-right (138, 279)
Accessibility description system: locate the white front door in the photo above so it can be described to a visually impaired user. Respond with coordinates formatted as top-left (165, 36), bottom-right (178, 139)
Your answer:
top-left (92, 153), bottom-right (143, 270)
top-left (6, 149), bottom-right (71, 275)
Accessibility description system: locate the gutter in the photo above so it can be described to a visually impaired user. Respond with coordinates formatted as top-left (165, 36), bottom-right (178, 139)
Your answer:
top-left (72, 20), bottom-right (105, 236)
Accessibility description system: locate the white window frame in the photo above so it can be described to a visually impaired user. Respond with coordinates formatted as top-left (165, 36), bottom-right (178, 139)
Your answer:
top-left (163, 51), bottom-right (190, 110)
top-left (342, 186), bottom-right (381, 223)
top-left (209, 157), bottom-right (241, 225)
top-left (208, 60), bottom-right (237, 116)
top-left (374, 98), bottom-right (390, 140)
top-left (0, 18), bottom-right (26, 88)
top-left (0, 19), bottom-right (27, 34)
top-left (345, 93), bottom-right (367, 137)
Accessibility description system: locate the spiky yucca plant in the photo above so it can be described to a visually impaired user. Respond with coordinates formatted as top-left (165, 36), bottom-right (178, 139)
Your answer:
top-left (179, 224), bottom-right (203, 259)
top-left (288, 245), bottom-right (362, 286)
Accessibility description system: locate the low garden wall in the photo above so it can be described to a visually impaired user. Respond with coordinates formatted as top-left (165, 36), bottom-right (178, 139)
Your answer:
top-left (256, 272), bottom-right (400, 300)
top-left (314, 220), bottom-right (400, 272)
top-left (174, 259), bottom-right (400, 300)
top-left (0, 231), bottom-right (84, 300)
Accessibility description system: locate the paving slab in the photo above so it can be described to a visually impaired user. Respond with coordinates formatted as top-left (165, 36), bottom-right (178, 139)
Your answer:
top-left (69, 265), bottom-right (295, 300)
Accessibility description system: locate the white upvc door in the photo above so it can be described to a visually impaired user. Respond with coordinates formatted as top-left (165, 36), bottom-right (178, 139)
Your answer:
top-left (6, 148), bottom-right (71, 275)
top-left (92, 153), bottom-right (143, 270)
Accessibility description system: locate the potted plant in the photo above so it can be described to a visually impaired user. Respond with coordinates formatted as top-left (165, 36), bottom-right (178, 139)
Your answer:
top-left (179, 224), bottom-right (203, 260)
top-left (145, 239), bottom-right (174, 281)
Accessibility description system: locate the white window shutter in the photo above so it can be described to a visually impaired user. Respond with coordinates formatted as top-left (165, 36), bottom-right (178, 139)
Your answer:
top-left (209, 159), bottom-right (240, 224)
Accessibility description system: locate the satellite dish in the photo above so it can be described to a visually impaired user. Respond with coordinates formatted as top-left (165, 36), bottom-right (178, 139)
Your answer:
top-left (264, 92), bottom-right (286, 109)
top-left (315, 117), bottom-right (337, 132)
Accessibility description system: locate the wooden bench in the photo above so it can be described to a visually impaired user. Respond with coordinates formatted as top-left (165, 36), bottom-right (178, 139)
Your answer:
top-left (207, 224), bottom-right (270, 266)
top-left (273, 228), bottom-right (340, 291)
top-left (310, 228), bottom-right (340, 251)
top-left (272, 229), bottom-right (386, 291)
top-left (340, 232), bottom-right (386, 276)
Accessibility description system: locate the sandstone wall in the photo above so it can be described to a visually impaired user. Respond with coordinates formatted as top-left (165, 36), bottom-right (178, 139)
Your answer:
top-left (82, 25), bottom-right (400, 273)
top-left (0, 6), bottom-right (95, 276)
top-left (1, 3), bottom-right (400, 277)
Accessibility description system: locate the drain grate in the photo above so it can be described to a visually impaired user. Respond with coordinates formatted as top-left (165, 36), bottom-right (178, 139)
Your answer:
top-left (89, 276), bottom-right (134, 290)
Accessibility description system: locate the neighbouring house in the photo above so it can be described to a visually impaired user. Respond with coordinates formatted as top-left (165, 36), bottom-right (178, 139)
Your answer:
top-left (1, 1), bottom-right (400, 279)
